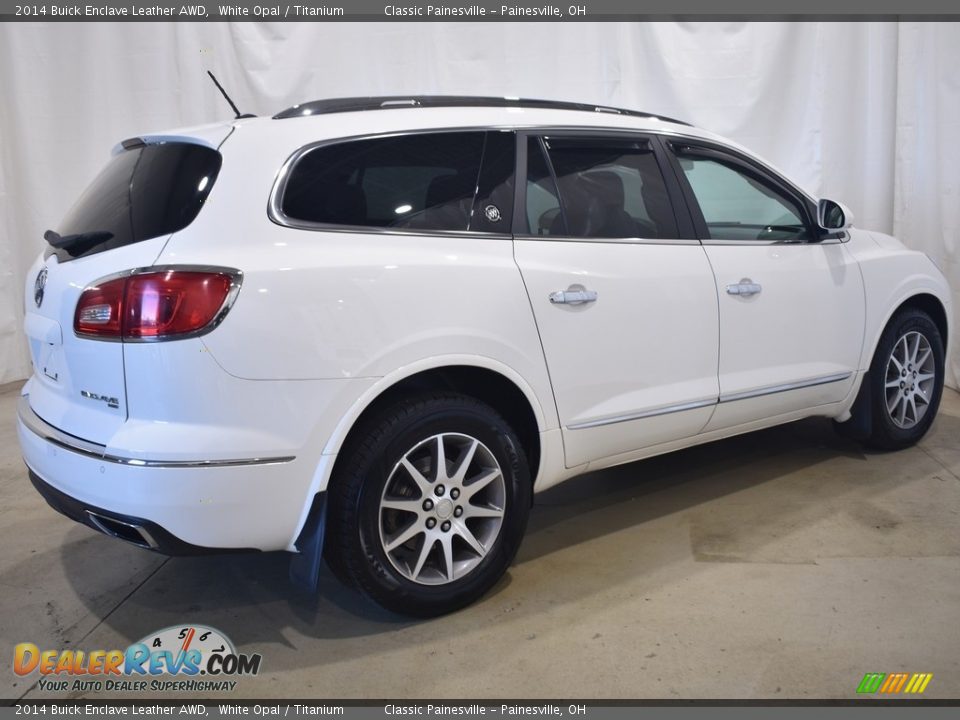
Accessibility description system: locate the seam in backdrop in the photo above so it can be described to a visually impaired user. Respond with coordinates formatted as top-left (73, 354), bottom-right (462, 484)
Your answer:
top-left (0, 21), bottom-right (957, 389)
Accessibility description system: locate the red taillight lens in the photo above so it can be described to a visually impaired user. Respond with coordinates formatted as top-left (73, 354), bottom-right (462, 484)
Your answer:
top-left (75, 271), bottom-right (235, 341)
top-left (124, 272), bottom-right (233, 339)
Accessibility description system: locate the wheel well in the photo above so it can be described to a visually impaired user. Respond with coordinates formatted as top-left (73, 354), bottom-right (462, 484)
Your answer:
top-left (334, 366), bottom-right (541, 485)
top-left (897, 293), bottom-right (949, 346)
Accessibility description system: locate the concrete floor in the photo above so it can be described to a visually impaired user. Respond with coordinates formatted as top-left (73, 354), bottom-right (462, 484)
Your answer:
top-left (2, 380), bottom-right (959, 701)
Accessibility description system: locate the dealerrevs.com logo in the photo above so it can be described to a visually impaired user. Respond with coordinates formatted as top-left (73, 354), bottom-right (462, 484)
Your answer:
top-left (13, 625), bottom-right (262, 693)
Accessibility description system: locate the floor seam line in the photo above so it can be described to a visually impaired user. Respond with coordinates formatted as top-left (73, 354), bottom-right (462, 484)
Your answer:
top-left (15, 557), bottom-right (170, 702)
top-left (917, 444), bottom-right (960, 482)
top-left (75, 557), bottom-right (172, 644)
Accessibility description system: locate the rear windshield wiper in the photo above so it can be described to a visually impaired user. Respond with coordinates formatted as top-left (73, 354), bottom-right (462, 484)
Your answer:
top-left (44, 229), bottom-right (114, 250)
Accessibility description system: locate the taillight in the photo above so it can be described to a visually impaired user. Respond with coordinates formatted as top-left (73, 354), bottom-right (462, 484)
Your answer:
top-left (75, 277), bottom-right (125, 338)
top-left (75, 269), bottom-right (238, 341)
top-left (124, 272), bottom-right (234, 339)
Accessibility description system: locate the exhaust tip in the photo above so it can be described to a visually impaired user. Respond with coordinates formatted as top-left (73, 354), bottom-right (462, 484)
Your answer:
top-left (86, 511), bottom-right (158, 550)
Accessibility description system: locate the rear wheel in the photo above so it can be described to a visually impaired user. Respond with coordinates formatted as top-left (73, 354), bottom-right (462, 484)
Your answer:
top-left (854, 309), bottom-right (945, 450)
top-left (324, 393), bottom-right (531, 617)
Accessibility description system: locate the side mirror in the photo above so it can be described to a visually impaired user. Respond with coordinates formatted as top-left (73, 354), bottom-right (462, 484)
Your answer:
top-left (817, 198), bottom-right (854, 230)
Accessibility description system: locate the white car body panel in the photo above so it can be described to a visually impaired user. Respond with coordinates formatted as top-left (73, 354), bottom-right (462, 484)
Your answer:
top-left (849, 230), bottom-right (953, 371)
top-left (702, 239), bottom-right (865, 430)
top-left (15, 103), bottom-right (953, 557)
top-left (514, 239), bottom-right (719, 467)
top-left (22, 237), bottom-right (170, 444)
top-left (16, 395), bottom-right (314, 550)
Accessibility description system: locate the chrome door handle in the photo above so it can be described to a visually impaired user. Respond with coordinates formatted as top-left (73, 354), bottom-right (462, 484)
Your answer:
top-left (726, 278), bottom-right (762, 297)
top-left (549, 288), bottom-right (598, 305)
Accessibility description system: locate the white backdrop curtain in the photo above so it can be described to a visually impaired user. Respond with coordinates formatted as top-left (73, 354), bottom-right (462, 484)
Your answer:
top-left (0, 22), bottom-right (957, 388)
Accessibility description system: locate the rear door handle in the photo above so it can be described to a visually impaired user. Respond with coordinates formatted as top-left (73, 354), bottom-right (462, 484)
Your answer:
top-left (726, 278), bottom-right (762, 297)
top-left (549, 288), bottom-right (598, 305)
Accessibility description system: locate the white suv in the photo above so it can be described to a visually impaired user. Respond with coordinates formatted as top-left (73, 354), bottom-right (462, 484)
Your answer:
top-left (17, 96), bottom-right (952, 616)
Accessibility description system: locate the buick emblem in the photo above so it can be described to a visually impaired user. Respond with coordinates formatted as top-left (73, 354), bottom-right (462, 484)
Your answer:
top-left (484, 204), bottom-right (501, 223)
top-left (34, 268), bottom-right (48, 308)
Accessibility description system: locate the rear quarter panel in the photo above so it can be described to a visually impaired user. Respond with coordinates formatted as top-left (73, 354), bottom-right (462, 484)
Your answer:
top-left (155, 116), bottom-right (560, 434)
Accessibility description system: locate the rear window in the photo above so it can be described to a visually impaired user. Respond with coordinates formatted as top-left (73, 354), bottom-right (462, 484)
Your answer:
top-left (50, 142), bottom-right (222, 261)
top-left (279, 132), bottom-right (489, 232)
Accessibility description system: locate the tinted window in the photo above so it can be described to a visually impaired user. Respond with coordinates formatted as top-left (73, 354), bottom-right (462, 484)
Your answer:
top-left (543, 137), bottom-right (678, 239)
top-left (470, 131), bottom-right (515, 234)
top-left (676, 151), bottom-right (810, 241)
top-left (525, 137), bottom-right (565, 236)
top-left (53, 143), bottom-right (222, 261)
top-left (281, 132), bottom-right (486, 232)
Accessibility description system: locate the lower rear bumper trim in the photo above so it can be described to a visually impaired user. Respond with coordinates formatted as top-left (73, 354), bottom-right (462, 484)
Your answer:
top-left (17, 394), bottom-right (295, 468)
top-left (27, 468), bottom-right (256, 556)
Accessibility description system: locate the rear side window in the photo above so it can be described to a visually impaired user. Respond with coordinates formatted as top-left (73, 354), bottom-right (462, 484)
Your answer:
top-left (52, 142), bottom-right (222, 261)
top-left (540, 137), bottom-right (678, 239)
top-left (280, 132), bottom-right (491, 232)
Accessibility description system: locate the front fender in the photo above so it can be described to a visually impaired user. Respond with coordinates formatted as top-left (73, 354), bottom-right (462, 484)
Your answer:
top-left (848, 231), bottom-right (953, 372)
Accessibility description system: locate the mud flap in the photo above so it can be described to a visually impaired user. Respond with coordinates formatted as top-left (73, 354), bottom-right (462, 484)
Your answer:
top-left (289, 492), bottom-right (327, 591)
top-left (833, 371), bottom-right (873, 441)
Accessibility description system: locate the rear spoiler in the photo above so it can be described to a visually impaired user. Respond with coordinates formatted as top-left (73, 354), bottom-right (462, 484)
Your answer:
top-left (111, 121), bottom-right (237, 156)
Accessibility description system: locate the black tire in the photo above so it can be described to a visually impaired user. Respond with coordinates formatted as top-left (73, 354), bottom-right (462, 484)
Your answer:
top-left (323, 392), bottom-right (531, 617)
top-left (858, 308), bottom-right (945, 451)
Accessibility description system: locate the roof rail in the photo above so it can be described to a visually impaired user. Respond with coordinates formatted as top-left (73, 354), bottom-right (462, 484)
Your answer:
top-left (272, 95), bottom-right (691, 126)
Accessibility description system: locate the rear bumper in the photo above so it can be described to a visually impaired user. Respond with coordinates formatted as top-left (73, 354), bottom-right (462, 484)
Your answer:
top-left (26, 469), bottom-right (251, 555)
top-left (17, 394), bottom-right (324, 552)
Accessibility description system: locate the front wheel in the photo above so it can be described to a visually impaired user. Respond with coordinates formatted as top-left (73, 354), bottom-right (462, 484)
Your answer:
top-left (324, 393), bottom-right (531, 617)
top-left (855, 308), bottom-right (945, 451)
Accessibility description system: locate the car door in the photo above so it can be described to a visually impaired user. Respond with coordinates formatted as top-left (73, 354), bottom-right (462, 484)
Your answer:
top-left (513, 132), bottom-right (720, 468)
top-left (663, 140), bottom-right (865, 431)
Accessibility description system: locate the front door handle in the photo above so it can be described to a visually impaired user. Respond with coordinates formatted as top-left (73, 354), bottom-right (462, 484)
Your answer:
top-left (726, 278), bottom-right (762, 297)
top-left (549, 287), bottom-right (598, 305)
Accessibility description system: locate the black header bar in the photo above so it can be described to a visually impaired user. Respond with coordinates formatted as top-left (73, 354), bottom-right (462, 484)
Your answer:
top-left (1, 0), bottom-right (959, 22)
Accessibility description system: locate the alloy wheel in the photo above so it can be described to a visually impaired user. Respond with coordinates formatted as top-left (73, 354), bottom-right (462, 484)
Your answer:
top-left (378, 433), bottom-right (506, 585)
top-left (884, 330), bottom-right (936, 429)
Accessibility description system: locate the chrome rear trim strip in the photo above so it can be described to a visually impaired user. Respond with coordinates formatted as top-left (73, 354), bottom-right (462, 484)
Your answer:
top-left (17, 395), bottom-right (295, 468)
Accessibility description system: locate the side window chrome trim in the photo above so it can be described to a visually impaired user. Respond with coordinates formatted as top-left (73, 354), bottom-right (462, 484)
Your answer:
top-left (513, 234), bottom-right (700, 246)
top-left (700, 235), bottom-right (850, 247)
top-left (267, 124), bottom-right (817, 241)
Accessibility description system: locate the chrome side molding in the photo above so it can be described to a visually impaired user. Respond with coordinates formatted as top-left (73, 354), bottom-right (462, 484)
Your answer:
top-left (566, 398), bottom-right (717, 430)
top-left (717, 372), bottom-right (853, 404)
top-left (566, 371), bottom-right (853, 431)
